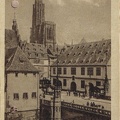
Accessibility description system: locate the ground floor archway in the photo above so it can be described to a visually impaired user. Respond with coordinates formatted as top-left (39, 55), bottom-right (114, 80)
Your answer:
top-left (70, 82), bottom-right (77, 91)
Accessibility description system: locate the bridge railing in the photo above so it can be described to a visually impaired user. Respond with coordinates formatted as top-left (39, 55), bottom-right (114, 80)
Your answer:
top-left (42, 100), bottom-right (51, 106)
top-left (61, 102), bottom-right (111, 117)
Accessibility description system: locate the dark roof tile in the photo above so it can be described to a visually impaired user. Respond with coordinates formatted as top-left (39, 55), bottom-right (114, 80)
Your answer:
top-left (6, 46), bottom-right (39, 72)
top-left (52, 39), bottom-right (111, 66)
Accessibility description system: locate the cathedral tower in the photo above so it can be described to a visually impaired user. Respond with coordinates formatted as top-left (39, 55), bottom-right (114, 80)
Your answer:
top-left (30, 0), bottom-right (56, 51)
top-left (30, 0), bottom-right (45, 43)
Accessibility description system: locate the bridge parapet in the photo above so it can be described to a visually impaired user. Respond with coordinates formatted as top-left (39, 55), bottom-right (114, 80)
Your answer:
top-left (61, 102), bottom-right (111, 118)
top-left (42, 100), bottom-right (51, 106)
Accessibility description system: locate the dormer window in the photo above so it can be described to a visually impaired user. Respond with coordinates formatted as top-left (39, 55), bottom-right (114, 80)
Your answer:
top-left (19, 57), bottom-right (25, 64)
top-left (67, 53), bottom-right (69, 56)
top-left (98, 51), bottom-right (101, 54)
top-left (99, 59), bottom-right (103, 63)
top-left (63, 61), bottom-right (65, 63)
top-left (89, 45), bottom-right (92, 48)
top-left (108, 42), bottom-right (111, 45)
top-left (33, 48), bottom-right (36, 51)
top-left (86, 60), bottom-right (89, 63)
top-left (72, 60), bottom-right (76, 63)
top-left (35, 53), bottom-right (38, 57)
top-left (80, 60), bottom-right (83, 63)
top-left (104, 49), bottom-right (108, 53)
top-left (82, 46), bottom-right (84, 48)
top-left (91, 52), bottom-right (94, 55)
top-left (78, 53), bottom-right (81, 56)
top-left (85, 52), bottom-right (88, 55)
top-left (73, 53), bottom-right (76, 56)
top-left (68, 61), bottom-right (71, 64)
top-left (95, 44), bottom-right (97, 47)
top-left (102, 43), bottom-right (105, 46)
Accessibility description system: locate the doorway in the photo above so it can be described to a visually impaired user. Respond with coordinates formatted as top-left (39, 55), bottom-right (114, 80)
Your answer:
top-left (70, 82), bottom-right (77, 91)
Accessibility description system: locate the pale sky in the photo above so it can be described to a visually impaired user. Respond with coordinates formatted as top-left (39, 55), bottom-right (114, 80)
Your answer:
top-left (5, 0), bottom-right (111, 45)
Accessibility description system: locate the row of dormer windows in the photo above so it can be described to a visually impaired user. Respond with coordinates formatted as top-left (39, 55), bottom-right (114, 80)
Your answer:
top-left (52, 67), bottom-right (101, 76)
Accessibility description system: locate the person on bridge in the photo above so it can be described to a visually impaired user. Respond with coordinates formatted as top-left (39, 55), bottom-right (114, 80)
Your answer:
top-left (87, 102), bottom-right (89, 106)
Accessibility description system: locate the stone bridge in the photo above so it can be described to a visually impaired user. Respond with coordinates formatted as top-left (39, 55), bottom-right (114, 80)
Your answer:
top-left (40, 100), bottom-right (111, 120)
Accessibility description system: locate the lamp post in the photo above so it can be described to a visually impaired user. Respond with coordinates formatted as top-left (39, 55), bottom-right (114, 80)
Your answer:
top-left (104, 52), bottom-right (108, 97)
top-left (52, 45), bottom-right (61, 120)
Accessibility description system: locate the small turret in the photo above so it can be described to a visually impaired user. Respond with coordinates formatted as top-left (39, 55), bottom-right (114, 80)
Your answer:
top-left (12, 19), bottom-right (21, 46)
top-left (12, 19), bottom-right (17, 31)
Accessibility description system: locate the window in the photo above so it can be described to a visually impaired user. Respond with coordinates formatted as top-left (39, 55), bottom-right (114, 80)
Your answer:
top-left (71, 68), bottom-right (76, 75)
top-left (24, 73), bottom-right (27, 76)
top-left (53, 68), bottom-right (56, 74)
top-left (87, 67), bottom-right (93, 76)
top-left (56, 107), bottom-right (58, 112)
top-left (81, 81), bottom-right (85, 88)
top-left (32, 92), bottom-right (36, 99)
top-left (96, 81), bottom-right (101, 86)
top-left (63, 79), bottom-right (67, 86)
top-left (33, 73), bottom-right (36, 77)
top-left (58, 68), bottom-right (62, 74)
top-left (23, 93), bottom-right (28, 99)
top-left (53, 79), bottom-right (56, 85)
top-left (81, 67), bottom-right (85, 75)
top-left (13, 93), bottom-right (19, 100)
top-left (96, 67), bottom-right (101, 76)
top-left (63, 68), bottom-right (67, 74)
top-left (15, 73), bottom-right (18, 77)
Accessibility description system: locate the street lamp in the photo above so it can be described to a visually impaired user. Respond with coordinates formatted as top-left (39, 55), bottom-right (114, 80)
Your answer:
top-left (104, 52), bottom-right (109, 97)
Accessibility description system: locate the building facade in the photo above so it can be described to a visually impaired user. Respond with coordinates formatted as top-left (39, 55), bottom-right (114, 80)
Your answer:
top-left (5, 47), bottom-right (40, 119)
top-left (51, 39), bottom-right (111, 97)
top-left (30, 0), bottom-right (56, 51)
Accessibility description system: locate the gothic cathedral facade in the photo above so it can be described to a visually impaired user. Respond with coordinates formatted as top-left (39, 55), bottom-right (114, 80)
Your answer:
top-left (30, 0), bottom-right (56, 51)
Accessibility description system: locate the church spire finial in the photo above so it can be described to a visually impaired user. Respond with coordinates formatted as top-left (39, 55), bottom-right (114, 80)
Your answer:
top-left (11, 0), bottom-right (19, 20)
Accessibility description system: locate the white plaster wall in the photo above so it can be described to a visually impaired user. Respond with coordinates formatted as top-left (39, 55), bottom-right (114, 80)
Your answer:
top-left (6, 73), bottom-right (39, 111)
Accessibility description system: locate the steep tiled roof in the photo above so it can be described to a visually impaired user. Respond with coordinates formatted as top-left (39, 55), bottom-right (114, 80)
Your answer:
top-left (5, 29), bottom-right (18, 49)
top-left (21, 43), bottom-right (59, 60)
top-left (21, 43), bottom-right (48, 59)
top-left (6, 46), bottom-right (39, 72)
top-left (52, 39), bottom-right (111, 66)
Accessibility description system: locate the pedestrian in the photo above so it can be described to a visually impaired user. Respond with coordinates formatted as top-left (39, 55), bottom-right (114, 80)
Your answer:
top-left (72, 100), bottom-right (74, 103)
top-left (90, 102), bottom-right (93, 107)
top-left (102, 106), bottom-right (104, 109)
top-left (69, 91), bottom-right (70, 96)
top-left (66, 91), bottom-right (68, 96)
top-left (93, 102), bottom-right (95, 107)
top-left (87, 102), bottom-right (89, 106)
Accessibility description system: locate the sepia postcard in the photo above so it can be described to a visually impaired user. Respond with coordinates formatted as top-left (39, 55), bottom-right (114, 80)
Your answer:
top-left (0, 0), bottom-right (119, 120)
